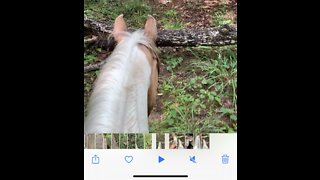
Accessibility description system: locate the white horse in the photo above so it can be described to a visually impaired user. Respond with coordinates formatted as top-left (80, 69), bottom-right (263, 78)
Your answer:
top-left (84, 15), bottom-right (159, 133)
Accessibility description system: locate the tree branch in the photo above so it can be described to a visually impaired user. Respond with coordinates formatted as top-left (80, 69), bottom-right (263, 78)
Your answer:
top-left (84, 35), bottom-right (98, 43)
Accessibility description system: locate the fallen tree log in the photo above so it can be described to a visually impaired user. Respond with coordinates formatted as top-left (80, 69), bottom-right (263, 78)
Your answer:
top-left (84, 18), bottom-right (237, 72)
top-left (84, 18), bottom-right (237, 48)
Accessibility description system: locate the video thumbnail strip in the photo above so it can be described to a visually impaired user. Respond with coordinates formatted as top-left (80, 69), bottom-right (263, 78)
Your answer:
top-left (84, 133), bottom-right (210, 149)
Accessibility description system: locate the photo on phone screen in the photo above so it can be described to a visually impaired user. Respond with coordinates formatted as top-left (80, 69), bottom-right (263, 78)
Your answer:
top-left (84, 0), bottom-right (237, 179)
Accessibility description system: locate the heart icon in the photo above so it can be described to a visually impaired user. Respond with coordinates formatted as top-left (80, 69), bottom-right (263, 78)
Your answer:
top-left (125, 156), bottom-right (133, 163)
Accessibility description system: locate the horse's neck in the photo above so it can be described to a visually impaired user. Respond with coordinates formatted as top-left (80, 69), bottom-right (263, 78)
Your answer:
top-left (85, 43), bottom-right (151, 133)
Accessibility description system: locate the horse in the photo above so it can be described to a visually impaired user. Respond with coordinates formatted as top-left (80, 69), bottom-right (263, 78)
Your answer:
top-left (84, 14), bottom-right (159, 133)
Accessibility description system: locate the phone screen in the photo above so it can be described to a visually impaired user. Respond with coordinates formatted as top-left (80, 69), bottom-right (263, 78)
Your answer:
top-left (84, 1), bottom-right (237, 179)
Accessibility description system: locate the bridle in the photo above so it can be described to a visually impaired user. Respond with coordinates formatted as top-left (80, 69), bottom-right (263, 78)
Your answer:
top-left (138, 40), bottom-right (160, 75)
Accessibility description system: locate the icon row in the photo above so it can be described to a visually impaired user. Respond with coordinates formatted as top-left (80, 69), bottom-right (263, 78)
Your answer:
top-left (91, 154), bottom-right (229, 164)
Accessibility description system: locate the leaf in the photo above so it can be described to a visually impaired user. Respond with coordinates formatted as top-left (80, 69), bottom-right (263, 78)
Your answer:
top-left (208, 94), bottom-right (214, 101)
top-left (167, 118), bottom-right (174, 125)
top-left (227, 127), bottom-right (235, 133)
top-left (169, 110), bottom-right (177, 118)
top-left (200, 104), bottom-right (206, 109)
top-left (215, 96), bottom-right (221, 104)
top-left (201, 79), bottom-right (208, 85)
top-left (230, 115), bottom-right (237, 121)
top-left (190, 78), bottom-right (196, 84)
top-left (220, 107), bottom-right (234, 114)
top-left (207, 79), bottom-right (214, 84)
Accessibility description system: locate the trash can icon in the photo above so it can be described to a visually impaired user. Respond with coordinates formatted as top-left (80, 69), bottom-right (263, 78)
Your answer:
top-left (222, 154), bottom-right (229, 164)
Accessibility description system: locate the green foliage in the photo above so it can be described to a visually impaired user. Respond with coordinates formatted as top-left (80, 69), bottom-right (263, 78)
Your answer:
top-left (161, 9), bottom-right (184, 30)
top-left (212, 11), bottom-right (231, 26)
top-left (162, 54), bottom-right (184, 72)
top-left (119, 134), bottom-right (128, 149)
top-left (84, 0), bottom-right (151, 28)
top-left (163, 21), bottom-right (184, 30)
top-left (164, 9), bottom-right (178, 17)
top-left (150, 45), bottom-right (237, 133)
top-left (211, 1), bottom-right (236, 27)
top-left (144, 134), bottom-right (152, 149)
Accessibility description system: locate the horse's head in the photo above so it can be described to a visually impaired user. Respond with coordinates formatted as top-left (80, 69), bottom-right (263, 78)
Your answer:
top-left (85, 15), bottom-right (159, 133)
top-left (112, 14), bottom-right (159, 116)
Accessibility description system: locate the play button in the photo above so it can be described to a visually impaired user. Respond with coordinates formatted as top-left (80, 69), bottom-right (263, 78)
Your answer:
top-left (158, 156), bottom-right (165, 163)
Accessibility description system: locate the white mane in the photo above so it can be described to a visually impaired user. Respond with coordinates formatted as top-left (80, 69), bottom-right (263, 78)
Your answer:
top-left (84, 30), bottom-right (152, 133)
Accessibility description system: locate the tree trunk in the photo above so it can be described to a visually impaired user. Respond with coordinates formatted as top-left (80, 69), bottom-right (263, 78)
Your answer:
top-left (84, 18), bottom-right (237, 49)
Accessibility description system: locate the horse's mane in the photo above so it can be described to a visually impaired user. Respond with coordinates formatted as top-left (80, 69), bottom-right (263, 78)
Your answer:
top-left (84, 30), bottom-right (158, 133)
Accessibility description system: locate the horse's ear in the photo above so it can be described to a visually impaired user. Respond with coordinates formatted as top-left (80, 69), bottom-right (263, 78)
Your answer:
top-left (113, 14), bottom-right (127, 43)
top-left (144, 15), bottom-right (157, 42)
